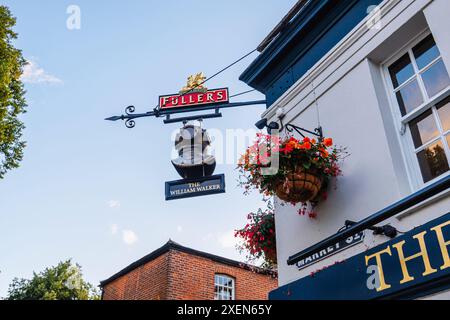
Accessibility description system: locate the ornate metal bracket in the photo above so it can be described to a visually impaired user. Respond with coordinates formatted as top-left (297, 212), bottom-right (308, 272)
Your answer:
top-left (105, 100), bottom-right (267, 128)
top-left (284, 124), bottom-right (323, 140)
top-left (124, 106), bottom-right (136, 128)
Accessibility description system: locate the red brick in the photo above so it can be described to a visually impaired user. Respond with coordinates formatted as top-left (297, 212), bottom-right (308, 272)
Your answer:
top-left (101, 242), bottom-right (277, 300)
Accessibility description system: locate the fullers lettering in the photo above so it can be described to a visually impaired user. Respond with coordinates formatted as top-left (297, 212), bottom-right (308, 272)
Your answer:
top-left (170, 182), bottom-right (221, 196)
top-left (159, 88), bottom-right (229, 110)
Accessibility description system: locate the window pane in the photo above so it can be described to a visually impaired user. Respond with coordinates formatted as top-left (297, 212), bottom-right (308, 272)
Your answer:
top-left (396, 79), bottom-right (424, 115)
top-left (413, 35), bottom-right (441, 70)
top-left (417, 140), bottom-right (449, 183)
top-left (214, 275), bottom-right (234, 300)
top-left (421, 59), bottom-right (450, 98)
top-left (389, 53), bottom-right (415, 88)
top-left (409, 110), bottom-right (439, 148)
top-left (437, 98), bottom-right (450, 132)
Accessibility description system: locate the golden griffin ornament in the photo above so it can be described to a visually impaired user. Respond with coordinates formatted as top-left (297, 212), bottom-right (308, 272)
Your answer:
top-left (179, 72), bottom-right (207, 94)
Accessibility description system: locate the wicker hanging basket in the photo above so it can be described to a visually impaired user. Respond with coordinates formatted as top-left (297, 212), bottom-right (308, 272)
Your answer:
top-left (275, 169), bottom-right (322, 203)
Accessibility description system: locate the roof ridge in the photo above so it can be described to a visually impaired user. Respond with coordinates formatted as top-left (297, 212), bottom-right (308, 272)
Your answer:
top-left (100, 241), bottom-right (277, 287)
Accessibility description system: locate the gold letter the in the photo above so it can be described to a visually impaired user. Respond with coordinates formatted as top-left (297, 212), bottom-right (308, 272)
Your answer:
top-left (392, 231), bottom-right (437, 284)
top-left (365, 246), bottom-right (392, 292)
top-left (431, 220), bottom-right (450, 270)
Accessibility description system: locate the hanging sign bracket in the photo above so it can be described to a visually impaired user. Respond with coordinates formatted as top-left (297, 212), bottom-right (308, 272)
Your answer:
top-left (105, 100), bottom-right (266, 128)
top-left (104, 72), bottom-right (266, 201)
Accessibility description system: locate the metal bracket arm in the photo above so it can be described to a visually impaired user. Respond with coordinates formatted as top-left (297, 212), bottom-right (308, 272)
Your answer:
top-left (105, 100), bottom-right (266, 128)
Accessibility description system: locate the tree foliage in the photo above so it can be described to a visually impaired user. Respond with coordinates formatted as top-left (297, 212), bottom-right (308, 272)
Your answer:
top-left (6, 260), bottom-right (100, 300)
top-left (0, 6), bottom-right (27, 179)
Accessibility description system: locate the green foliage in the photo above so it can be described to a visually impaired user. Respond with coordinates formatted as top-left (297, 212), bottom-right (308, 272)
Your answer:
top-left (0, 6), bottom-right (27, 179)
top-left (6, 260), bottom-right (101, 300)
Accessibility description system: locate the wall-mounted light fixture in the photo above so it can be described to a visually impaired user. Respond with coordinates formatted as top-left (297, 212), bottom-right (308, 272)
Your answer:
top-left (254, 118), bottom-right (280, 134)
top-left (345, 220), bottom-right (398, 239)
top-left (255, 115), bottom-right (323, 140)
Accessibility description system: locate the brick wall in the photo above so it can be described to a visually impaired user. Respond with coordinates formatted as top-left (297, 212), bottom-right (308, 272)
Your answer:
top-left (102, 253), bottom-right (169, 300)
top-left (102, 248), bottom-right (277, 300)
top-left (167, 250), bottom-right (276, 300)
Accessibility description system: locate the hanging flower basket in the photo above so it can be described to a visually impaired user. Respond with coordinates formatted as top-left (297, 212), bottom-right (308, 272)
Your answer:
top-left (235, 203), bottom-right (277, 268)
top-left (237, 134), bottom-right (347, 217)
top-left (275, 169), bottom-right (322, 203)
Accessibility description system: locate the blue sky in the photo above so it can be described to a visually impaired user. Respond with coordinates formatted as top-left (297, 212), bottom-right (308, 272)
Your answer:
top-left (0, 0), bottom-right (296, 296)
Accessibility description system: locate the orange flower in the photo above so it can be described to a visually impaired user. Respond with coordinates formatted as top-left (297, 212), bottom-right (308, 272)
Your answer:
top-left (303, 137), bottom-right (311, 143)
top-left (303, 142), bottom-right (312, 150)
top-left (324, 138), bottom-right (333, 147)
top-left (311, 139), bottom-right (317, 144)
top-left (281, 142), bottom-right (295, 154)
top-left (319, 147), bottom-right (329, 157)
top-left (287, 141), bottom-right (297, 150)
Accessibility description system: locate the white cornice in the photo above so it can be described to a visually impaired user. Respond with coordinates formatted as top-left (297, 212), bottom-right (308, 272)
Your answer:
top-left (261, 0), bottom-right (417, 121)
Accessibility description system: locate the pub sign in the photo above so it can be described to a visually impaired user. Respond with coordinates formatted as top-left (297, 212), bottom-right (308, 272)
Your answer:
top-left (164, 73), bottom-right (227, 201)
top-left (270, 213), bottom-right (450, 300)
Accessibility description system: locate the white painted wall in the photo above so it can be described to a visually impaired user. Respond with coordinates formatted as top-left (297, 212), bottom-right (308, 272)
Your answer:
top-left (423, 0), bottom-right (450, 72)
top-left (263, 0), bottom-right (450, 291)
top-left (274, 59), bottom-right (402, 285)
top-left (419, 289), bottom-right (450, 300)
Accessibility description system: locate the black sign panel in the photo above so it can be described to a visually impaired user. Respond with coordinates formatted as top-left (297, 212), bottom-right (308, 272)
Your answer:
top-left (271, 213), bottom-right (450, 300)
top-left (165, 174), bottom-right (225, 201)
top-left (296, 231), bottom-right (365, 270)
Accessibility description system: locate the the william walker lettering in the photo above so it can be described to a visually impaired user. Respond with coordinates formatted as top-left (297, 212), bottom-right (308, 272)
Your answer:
top-left (171, 182), bottom-right (221, 196)
top-left (165, 174), bottom-right (225, 201)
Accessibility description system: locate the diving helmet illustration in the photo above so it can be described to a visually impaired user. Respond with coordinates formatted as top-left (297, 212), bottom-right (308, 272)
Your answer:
top-left (171, 123), bottom-right (216, 179)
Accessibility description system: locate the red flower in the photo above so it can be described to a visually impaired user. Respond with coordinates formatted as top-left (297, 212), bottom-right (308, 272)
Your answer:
top-left (308, 211), bottom-right (317, 219)
top-left (281, 143), bottom-right (294, 155)
top-left (303, 142), bottom-right (312, 150)
top-left (324, 138), bottom-right (333, 147)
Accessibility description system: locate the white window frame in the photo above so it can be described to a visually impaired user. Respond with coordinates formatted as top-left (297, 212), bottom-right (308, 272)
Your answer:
top-left (214, 274), bottom-right (235, 300)
top-left (382, 29), bottom-right (450, 190)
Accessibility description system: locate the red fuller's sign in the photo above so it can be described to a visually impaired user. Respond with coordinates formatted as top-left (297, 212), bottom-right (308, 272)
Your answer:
top-left (159, 88), bottom-right (229, 110)
top-left (159, 73), bottom-right (229, 110)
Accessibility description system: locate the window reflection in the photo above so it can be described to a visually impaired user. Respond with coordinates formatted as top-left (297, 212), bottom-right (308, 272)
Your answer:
top-left (388, 33), bottom-right (450, 185)
top-left (413, 35), bottom-right (441, 70)
top-left (214, 274), bottom-right (234, 300)
top-left (410, 110), bottom-right (439, 148)
top-left (422, 59), bottom-right (450, 98)
top-left (437, 98), bottom-right (450, 132)
top-left (417, 141), bottom-right (449, 183)
top-left (396, 79), bottom-right (424, 115)
top-left (389, 54), bottom-right (415, 88)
